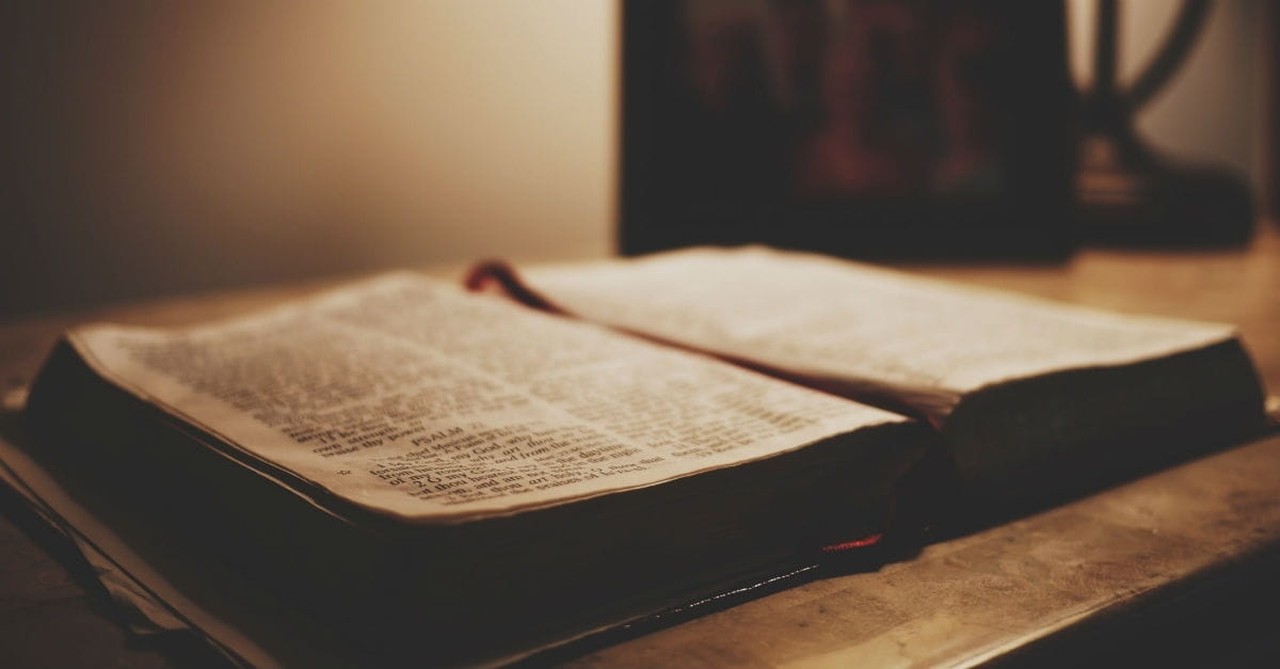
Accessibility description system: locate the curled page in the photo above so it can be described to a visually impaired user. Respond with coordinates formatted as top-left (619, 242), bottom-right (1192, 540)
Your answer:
top-left (476, 247), bottom-right (1240, 421)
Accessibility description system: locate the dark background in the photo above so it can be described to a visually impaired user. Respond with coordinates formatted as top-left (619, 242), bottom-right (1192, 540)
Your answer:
top-left (0, 1), bottom-right (1273, 320)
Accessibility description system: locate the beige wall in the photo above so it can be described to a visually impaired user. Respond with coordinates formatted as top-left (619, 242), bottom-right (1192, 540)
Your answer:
top-left (1, 1), bottom-right (616, 318)
top-left (1, 1), bottom-right (1267, 319)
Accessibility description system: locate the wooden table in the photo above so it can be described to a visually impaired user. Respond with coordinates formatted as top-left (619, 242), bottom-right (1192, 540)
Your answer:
top-left (2, 228), bottom-right (1279, 668)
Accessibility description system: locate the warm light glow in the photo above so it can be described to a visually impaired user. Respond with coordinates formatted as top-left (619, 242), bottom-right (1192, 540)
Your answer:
top-left (2, 1), bottom-right (616, 317)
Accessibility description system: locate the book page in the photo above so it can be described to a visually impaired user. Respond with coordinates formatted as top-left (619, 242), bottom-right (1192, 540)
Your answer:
top-left (509, 248), bottom-right (1236, 406)
top-left (70, 274), bottom-right (903, 524)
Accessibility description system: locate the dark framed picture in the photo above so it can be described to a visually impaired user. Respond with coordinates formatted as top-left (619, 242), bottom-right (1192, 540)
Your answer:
top-left (619, 0), bottom-right (1077, 260)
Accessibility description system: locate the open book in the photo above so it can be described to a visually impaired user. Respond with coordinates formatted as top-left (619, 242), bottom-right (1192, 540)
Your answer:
top-left (21, 271), bottom-right (932, 667)
top-left (470, 246), bottom-right (1269, 514)
top-left (18, 246), bottom-right (1270, 666)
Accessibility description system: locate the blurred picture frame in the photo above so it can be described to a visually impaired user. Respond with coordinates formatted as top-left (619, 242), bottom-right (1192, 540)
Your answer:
top-left (619, 0), bottom-right (1077, 261)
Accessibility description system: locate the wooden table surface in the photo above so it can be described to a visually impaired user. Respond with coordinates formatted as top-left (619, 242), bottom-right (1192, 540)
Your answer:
top-left (2, 227), bottom-right (1280, 668)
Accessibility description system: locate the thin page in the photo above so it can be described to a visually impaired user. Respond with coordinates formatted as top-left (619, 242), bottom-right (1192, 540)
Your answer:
top-left (511, 247), bottom-right (1236, 402)
top-left (70, 273), bottom-right (903, 524)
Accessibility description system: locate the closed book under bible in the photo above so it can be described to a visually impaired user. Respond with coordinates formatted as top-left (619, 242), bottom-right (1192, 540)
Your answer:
top-left (20, 247), bottom-right (1270, 666)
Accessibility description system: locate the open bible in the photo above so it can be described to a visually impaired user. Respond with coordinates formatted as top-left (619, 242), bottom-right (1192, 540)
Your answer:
top-left (17, 247), bottom-right (1271, 666)
top-left (20, 272), bottom-right (933, 667)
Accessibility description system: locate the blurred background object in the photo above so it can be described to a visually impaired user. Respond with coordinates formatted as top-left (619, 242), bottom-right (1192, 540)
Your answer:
top-left (1074, 0), bottom-right (1254, 246)
top-left (1068, 0), bottom-right (1273, 242)
top-left (619, 0), bottom-right (1077, 261)
top-left (0, 1), bottom-right (1273, 320)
